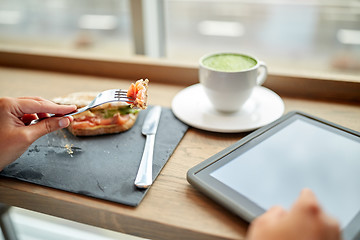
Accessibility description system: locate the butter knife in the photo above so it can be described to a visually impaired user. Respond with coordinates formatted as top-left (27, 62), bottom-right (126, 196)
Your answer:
top-left (134, 106), bottom-right (162, 189)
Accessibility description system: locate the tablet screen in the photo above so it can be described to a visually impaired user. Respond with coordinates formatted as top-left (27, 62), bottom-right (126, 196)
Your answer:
top-left (210, 116), bottom-right (360, 228)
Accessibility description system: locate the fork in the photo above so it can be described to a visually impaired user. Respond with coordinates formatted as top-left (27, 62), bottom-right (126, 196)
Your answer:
top-left (65, 89), bottom-right (134, 116)
top-left (31, 89), bottom-right (133, 124)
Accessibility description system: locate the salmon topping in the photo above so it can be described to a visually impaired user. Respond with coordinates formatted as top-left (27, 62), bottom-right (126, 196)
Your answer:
top-left (127, 79), bottom-right (148, 110)
top-left (72, 112), bottom-right (130, 129)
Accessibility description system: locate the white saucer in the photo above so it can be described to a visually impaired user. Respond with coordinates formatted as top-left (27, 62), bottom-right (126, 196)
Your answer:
top-left (171, 84), bottom-right (284, 133)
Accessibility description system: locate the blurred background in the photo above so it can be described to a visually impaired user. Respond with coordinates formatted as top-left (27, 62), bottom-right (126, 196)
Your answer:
top-left (0, 0), bottom-right (359, 239)
top-left (0, 0), bottom-right (359, 78)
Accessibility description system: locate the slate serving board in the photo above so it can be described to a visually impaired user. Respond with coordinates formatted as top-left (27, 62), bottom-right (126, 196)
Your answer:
top-left (0, 106), bottom-right (188, 206)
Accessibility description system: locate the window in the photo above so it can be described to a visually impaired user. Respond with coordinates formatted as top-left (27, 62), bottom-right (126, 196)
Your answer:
top-left (164, 0), bottom-right (360, 77)
top-left (0, 0), bottom-right (132, 56)
top-left (0, 0), bottom-right (359, 79)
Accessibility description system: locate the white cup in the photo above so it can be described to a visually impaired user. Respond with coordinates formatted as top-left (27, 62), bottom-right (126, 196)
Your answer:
top-left (199, 52), bottom-right (267, 113)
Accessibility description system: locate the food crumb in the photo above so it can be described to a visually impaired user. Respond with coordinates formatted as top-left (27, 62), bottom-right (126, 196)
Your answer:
top-left (64, 144), bottom-right (74, 155)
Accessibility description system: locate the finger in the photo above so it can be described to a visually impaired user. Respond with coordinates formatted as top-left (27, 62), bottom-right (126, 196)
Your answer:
top-left (293, 188), bottom-right (321, 215)
top-left (17, 96), bottom-right (47, 101)
top-left (21, 114), bottom-right (38, 125)
top-left (16, 99), bottom-right (77, 116)
top-left (295, 188), bottom-right (318, 205)
top-left (25, 116), bottom-right (73, 141)
top-left (252, 205), bottom-right (287, 227)
top-left (37, 113), bottom-right (50, 119)
top-left (266, 206), bottom-right (287, 219)
top-left (21, 113), bottom-right (50, 125)
top-left (322, 214), bottom-right (341, 240)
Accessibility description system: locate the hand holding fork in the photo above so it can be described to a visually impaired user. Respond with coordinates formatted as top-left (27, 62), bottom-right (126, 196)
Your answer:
top-left (31, 89), bottom-right (134, 124)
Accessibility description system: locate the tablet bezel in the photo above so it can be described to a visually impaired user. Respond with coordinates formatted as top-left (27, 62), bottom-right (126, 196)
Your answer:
top-left (187, 111), bottom-right (360, 240)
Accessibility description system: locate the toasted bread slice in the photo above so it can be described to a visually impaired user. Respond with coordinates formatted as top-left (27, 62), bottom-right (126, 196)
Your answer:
top-left (53, 92), bottom-right (139, 136)
top-left (67, 113), bottom-right (137, 136)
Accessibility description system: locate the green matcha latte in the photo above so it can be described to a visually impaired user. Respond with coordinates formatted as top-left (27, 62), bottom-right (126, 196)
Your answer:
top-left (202, 53), bottom-right (257, 72)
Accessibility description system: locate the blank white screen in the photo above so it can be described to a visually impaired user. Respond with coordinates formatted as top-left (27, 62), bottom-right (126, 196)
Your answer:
top-left (211, 119), bottom-right (360, 228)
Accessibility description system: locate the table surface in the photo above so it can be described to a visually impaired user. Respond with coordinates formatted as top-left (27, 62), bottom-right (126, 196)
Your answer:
top-left (0, 66), bottom-right (359, 240)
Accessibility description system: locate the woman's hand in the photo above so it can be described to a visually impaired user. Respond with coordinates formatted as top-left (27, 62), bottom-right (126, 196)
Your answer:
top-left (0, 97), bottom-right (76, 171)
top-left (246, 188), bottom-right (341, 240)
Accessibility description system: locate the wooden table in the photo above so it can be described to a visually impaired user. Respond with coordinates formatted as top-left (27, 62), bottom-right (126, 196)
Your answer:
top-left (0, 62), bottom-right (359, 240)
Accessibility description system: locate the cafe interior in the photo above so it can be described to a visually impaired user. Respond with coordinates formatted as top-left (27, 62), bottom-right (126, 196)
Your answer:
top-left (0, 0), bottom-right (359, 240)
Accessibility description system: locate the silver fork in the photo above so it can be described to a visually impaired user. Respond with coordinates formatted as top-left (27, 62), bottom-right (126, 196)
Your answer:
top-left (65, 89), bottom-right (133, 116)
top-left (31, 89), bottom-right (133, 124)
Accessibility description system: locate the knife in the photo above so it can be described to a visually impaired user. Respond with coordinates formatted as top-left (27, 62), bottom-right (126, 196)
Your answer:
top-left (134, 106), bottom-right (162, 189)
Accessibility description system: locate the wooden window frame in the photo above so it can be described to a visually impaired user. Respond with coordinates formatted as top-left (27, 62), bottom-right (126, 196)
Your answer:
top-left (0, 47), bottom-right (359, 103)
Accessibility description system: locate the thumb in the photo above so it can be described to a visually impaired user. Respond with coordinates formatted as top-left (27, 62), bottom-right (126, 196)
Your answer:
top-left (26, 117), bottom-right (71, 141)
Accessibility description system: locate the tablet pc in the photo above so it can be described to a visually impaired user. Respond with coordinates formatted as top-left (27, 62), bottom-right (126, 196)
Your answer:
top-left (187, 111), bottom-right (360, 240)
